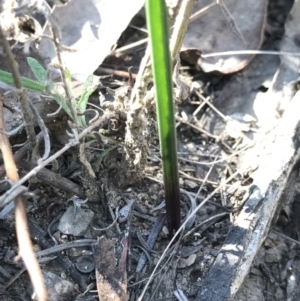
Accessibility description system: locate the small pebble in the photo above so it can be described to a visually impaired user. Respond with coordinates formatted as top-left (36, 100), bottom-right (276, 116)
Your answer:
top-left (58, 206), bottom-right (94, 236)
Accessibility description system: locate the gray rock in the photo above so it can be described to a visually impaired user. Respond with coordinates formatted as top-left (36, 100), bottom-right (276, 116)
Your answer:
top-left (58, 206), bottom-right (94, 236)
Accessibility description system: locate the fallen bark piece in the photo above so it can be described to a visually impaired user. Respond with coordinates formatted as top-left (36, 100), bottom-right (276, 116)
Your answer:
top-left (195, 90), bottom-right (300, 300)
top-left (92, 232), bottom-right (129, 301)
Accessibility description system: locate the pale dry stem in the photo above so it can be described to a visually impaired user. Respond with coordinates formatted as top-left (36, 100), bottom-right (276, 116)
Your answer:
top-left (0, 96), bottom-right (47, 301)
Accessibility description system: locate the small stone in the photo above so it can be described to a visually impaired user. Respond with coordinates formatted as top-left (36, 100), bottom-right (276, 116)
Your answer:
top-left (184, 180), bottom-right (198, 189)
top-left (162, 226), bottom-right (169, 236)
top-left (58, 206), bottom-right (94, 236)
top-left (191, 80), bottom-right (204, 91)
top-left (178, 257), bottom-right (187, 269)
top-left (118, 199), bottom-right (134, 223)
top-left (186, 254), bottom-right (197, 266)
top-left (186, 142), bottom-right (197, 152)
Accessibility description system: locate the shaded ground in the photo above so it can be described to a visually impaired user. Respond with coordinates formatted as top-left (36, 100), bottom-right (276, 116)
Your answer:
top-left (0, 0), bottom-right (300, 300)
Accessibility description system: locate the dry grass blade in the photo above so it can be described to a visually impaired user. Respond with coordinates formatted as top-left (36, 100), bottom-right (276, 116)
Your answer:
top-left (0, 96), bottom-right (47, 301)
top-left (170, 0), bottom-right (197, 59)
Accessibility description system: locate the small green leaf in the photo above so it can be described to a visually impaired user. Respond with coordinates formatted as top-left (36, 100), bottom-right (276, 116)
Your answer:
top-left (77, 75), bottom-right (97, 127)
top-left (77, 74), bottom-right (95, 111)
top-left (64, 69), bottom-right (77, 109)
top-left (0, 70), bottom-right (45, 92)
top-left (94, 145), bottom-right (118, 170)
top-left (64, 69), bottom-right (74, 97)
top-left (27, 57), bottom-right (47, 84)
top-left (51, 94), bottom-right (72, 118)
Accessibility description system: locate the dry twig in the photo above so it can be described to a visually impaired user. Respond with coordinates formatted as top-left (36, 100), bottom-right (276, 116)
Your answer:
top-left (0, 25), bottom-right (37, 159)
top-left (0, 96), bottom-right (47, 301)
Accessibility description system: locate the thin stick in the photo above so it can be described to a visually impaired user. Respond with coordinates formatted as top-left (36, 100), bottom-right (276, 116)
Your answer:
top-left (0, 26), bottom-right (37, 158)
top-left (196, 91), bottom-right (227, 121)
top-left (272, 229), bottom-right (300, 247)
top-left (183, 158), bottom-right (217, 231)
top-left (189, 2), bottom-right (217, 22)
top-left (0, 96), bottom-right (47, 301)
top-left (28, 100), bottom-right (51, 163)
top-left (175, 115), bottom-right (219, 139)
top-left (184, 212), bottom-right (229, 238)
top-left (180, 140), bottom-right (254, 166)
top-left (96, 67), bottom-right (137, 79)
top-left (202, 50), bottom-right (300, 58)
top-left (111, 37), bottom-right (148, 56)
top-left (51, 28), bottom-right (78, 125)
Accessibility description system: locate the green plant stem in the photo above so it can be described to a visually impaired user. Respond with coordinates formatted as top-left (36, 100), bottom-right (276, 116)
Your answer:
top-left (146, 0), bottom-right (181, 235)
